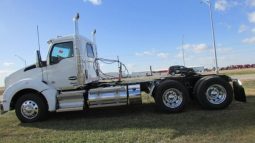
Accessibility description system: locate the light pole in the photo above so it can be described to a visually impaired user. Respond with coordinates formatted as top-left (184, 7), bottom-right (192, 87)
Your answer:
top-left (15, 55), bottom-right (27, 67)
top-left (201, 0), bottom-right (219, 74)
top-left (182, 35), bottom-right (186, 66)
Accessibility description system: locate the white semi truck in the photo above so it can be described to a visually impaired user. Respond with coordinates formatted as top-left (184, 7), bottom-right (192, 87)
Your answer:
top-left (0, 14), bottom-right (246, 123)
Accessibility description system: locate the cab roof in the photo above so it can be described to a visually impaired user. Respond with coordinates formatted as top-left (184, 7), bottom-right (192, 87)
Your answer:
top-left (47, 35), bottom-right (92, 44)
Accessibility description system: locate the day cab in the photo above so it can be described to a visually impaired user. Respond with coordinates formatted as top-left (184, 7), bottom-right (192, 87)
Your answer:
top-left (0, 14), bottom-right (246, 123)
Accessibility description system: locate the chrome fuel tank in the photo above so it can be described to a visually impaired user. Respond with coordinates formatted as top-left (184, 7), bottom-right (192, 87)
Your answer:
top-left (88, 84), bottom-right (142, 108)
top-left (88, 86), bottom-right (127, 108)
top-left (128, 84), bottom-right (142, 104)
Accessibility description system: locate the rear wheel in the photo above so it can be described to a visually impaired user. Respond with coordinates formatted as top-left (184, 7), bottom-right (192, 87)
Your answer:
top-left (155, 80), bottom-right (189, 113)
top-left (196, 77), bottom-right (233, 109)
top-left (193, 76), bottom-right (215, 100)
top-left (15, 93), bottom-right (48, 123)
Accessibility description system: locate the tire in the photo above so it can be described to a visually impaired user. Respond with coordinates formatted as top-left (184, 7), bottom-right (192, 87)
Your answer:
top-left (193, 76), bottom-right (215, 96)
top-left (155, 80), bottom-right (189, 113)
top-left (192, 76), bottom-right (212, 102)
top-left (15, 93), bottom-right (48, 123)
top-left (196, 77), bottom-right (233, 109)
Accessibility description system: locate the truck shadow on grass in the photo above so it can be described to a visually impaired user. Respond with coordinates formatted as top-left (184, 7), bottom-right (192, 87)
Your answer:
top-left (20, 96), bottom-right (255, 139)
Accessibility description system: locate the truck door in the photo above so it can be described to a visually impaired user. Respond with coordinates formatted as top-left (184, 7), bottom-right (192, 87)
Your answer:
top-left (45, 41), bottom-right (78, 90)
top-left (84, 43), bottom-right (98, 83)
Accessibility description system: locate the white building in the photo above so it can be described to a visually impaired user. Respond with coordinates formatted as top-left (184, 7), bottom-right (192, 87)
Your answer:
top-left (190, 66), bottom-right (205, 73)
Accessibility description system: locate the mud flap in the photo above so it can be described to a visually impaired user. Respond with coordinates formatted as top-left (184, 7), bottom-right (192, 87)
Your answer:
top-left (0, 103), bottom-right (7, 115)
top-left (233, 80), bottom-right (246, 102)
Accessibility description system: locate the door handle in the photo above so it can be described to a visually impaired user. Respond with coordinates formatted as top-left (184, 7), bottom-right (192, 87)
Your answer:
top-left (69, 76), bottom-right (77, 80)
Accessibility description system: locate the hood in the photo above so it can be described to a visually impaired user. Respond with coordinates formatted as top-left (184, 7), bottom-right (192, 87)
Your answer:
top-left (5, 64), bottom-right (43, 88)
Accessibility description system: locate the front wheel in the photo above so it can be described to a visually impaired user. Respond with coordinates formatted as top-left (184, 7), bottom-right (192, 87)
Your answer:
top-left (155, 80), bottom-right (189, 113)
top-left (15, 93), bottom-right (48, 123)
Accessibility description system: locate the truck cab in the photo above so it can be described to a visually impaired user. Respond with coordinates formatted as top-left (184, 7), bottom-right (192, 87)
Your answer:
top-left (43, 35), bottom-right (99, 90)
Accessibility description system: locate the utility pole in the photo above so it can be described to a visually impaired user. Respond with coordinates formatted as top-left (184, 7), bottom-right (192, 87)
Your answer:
top-left (150, 66), bottom-right (153, 76)
top-left (201, 0), bottom-right (219, 74)
top-left (181, 35), bottom-right (186, 66)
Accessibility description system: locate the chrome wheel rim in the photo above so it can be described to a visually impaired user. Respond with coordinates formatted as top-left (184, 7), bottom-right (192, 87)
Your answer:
top-left (162, 88), bottom-right (183, 108)
top-left (21, 100), bottom-right (39, 119)
top-left (206, 84), bottom-right (227, 104)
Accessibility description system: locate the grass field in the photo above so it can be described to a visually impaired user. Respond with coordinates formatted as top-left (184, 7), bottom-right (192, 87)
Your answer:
top-left (220, 68), bottom-right (255, 76)
top-left (202, 68), bottom-right (255, 76)
top-left (0, 74), bottom-right (255, 143)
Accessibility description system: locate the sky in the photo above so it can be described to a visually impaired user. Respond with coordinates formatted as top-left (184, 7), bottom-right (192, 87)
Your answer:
top-left (0, 0), bottom-right (255, 86)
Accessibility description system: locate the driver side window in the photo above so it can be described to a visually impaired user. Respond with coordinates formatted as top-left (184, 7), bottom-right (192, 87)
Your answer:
top-left (50, 42), bottom-right (74, 65)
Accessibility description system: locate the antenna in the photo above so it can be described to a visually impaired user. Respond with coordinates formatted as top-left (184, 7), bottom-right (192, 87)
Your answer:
top-left (36, 25), bottom-right (44, 81)
top-left (14, 54), bottom-right (26, 67)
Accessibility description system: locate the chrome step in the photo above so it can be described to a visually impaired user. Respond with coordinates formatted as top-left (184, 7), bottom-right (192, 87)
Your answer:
top-left (57, 90), bottom-right (85, 110)
top-left (56, 107), bottom-right (83, 112)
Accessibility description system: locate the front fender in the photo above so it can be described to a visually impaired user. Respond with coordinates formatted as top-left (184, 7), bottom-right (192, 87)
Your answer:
top-left (2, 78), bottom-right (57, 112)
